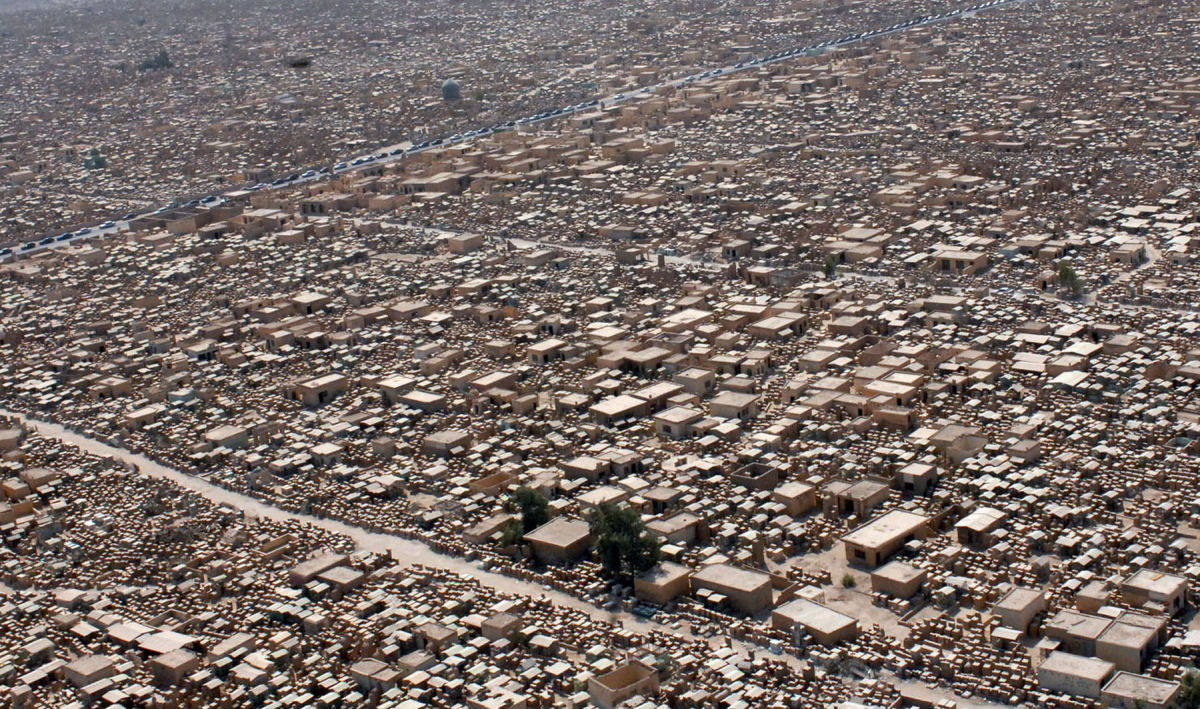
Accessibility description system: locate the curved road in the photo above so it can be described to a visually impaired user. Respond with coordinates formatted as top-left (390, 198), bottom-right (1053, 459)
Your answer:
top-left (4, 407), bottom-right (1011, 708)
top-left (0, 409), bottom-right (669, 631)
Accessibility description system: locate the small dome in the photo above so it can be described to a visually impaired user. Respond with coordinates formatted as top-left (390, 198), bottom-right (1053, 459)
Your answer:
top-left (441, 78), bottom-right (461, 101)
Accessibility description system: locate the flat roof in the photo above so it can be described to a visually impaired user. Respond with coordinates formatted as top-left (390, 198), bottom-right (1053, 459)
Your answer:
top-left (956, 506), bottom-right (1008, 533)
top-left (841, 510), bottom-right (929, 549)
top-left (633, 381), bottom-right (683, 399)
top-left (1124, 569), bottom-right (1187, 595)
top-left (709, 390), bottom-right (759, 408)
top-left (1098, 620), bottom-right (1157, 649)
top-left (523, 517), bottom-right (591, 549)
top-left (844, 478), bottom-right (889, 499)
top-left (1102, 671), bottom-right (1180, 703)
top-left (655, 405), bottom-right (704, 424)
top-left (590, 394), bottom-right (645, 417)
top-left (692, 562), bottom-right (770, 593)
top-left (872, 560), bottom-right (925, 585)
top-left (377, 374), bottom-right (415, 389)
top-left (400, 390), bottom-right (444, 403)
top-left (300, 372), bottom-right (347, 388)
top-left (204, 424), bottom-right (246, 442)
top-left (1040, 650), bottom-right (1114, 682)
top-left (995, 587), bottom-right (1043, 613)
top-left (774, 481), bottom-right (815, 498)
top-left (773, 598), bottom-right (857, 635)
top-left (527, 337), bottom-right (568, 353)
top-left (636, 561), bottom-right (691, 586)
top-left (1047, 610), bottom-right (1112, 640)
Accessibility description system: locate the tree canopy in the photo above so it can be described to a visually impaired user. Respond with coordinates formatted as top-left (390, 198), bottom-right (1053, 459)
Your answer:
top-left (1057, 259), bottom-right (1083, 296)
top-left (510, 485), bottom-right (550, 533)
top-left (586, 502), bottom-right (661, 581)
top-left (822, 254), bottom-right (838, 278)
top-left (138, 49), bottom-right (173, 71)
top-left (1181, 670), bottom-right (1200, 708)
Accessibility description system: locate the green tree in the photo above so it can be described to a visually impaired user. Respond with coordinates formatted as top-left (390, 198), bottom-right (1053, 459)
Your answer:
top-left (510, 485), bottom-right (550, 533)
top-left (822, 254), bottom-right (838, 279)
top-left (1181, 670), bottom-right (1200, 708)
top-left (499, 518), bottom-right (524, 547)
top-left (586, 502), bottom-right (661, 581)
top-left (138, 49), bottom-right (173, 71)
top-left (1057, 260), bottom-right (1083, 296)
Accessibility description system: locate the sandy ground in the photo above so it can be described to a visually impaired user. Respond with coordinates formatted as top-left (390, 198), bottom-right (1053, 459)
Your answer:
top-left (4, 407), bottom-right (1016, 707)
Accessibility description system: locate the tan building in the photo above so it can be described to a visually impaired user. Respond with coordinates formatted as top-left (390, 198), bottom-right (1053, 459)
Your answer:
top-left (707, 390), bottom-right (760, 420)
top-left (896, 462), bottom-right (938, 495)
top-left (674, 367), bottom-right (716, 395)
top-left (150, 648), bottom-right (200, 686)
top-left (992, 587), bottom-right (1045, 634)
top-left (590, 394), bottom-right (648, 426)
top-left (1045, 610), bottom-right (1113, 656)
top-left (841, 510), bottom-right (931, 567)
top-left (588, 660), bottom-right (659, 709)
top-left (1100, 672), bottom-right (1180, 709)
top-left (204, 424), bottom-right (248, 449)
top-left (870, 561), bottom-right (926, 598)
top-left (771, 481), bottom-right (816, 516)
top-left (1120, 569), bottom-right (1187, 615)
top-left (932, 249), bottom-right (988, 275)
top-left (653, 405), bottom-right (704, 439)
top-left (523, 517), bottom-right (592, 564)
top-left (634, 562), bottom-right (692, 606)
top-left (63, 655), bottom-right (116, 688)
top-left (771, 598), bottom-right (859, 645)
top-left (292, 373), bottom-right (348, 406)
top-left (828, 478), bottom-right (891, 517)
top-left (954, 506), bottom-right (1008, 547)
top-left (446, 232), bottom-right (484, 253)
top-left (691, 563), bottom-right (772, 615)
top-left (1096, 620), bottom-right (1158, 672)
top-left (1038, 651), bottom-right (1114, 700)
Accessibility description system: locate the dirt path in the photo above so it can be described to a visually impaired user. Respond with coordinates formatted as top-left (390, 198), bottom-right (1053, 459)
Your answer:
top-left (0, 409), bottom-right (703, 640)
top-left (5, 408), bottom-right (1014, 707)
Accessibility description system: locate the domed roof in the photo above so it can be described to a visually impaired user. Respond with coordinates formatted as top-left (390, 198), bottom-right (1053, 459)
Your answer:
top-left (441, 78), bottom-right (461, 101)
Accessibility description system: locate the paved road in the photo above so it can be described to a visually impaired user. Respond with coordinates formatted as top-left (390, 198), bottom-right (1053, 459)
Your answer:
top-left (3, 0), bottom-right (1032, 262)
